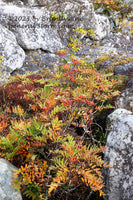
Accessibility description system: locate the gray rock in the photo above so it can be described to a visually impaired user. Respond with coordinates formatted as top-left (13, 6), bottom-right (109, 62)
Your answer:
top-left (0, 0), bottom-right (110, 50)
top-left (104, 113), bottom-right (133, 200)
top-left (11, 32), bottom-right (133, 76)
top-left (127, 77), bottom-right (133, 88)
top-left (0, 4), bottom-right (63, 53)
top-left (0, 0), bottom-right (132, 80)
top-left (92, 32), bottom-right (133, 74)
top-left (101, 32), bottom-right (133, 56)
top-left (11, 49), bottom-right (61, 75)
top-left (0, 0), bottom-right (4, 4)
top-left (114, 61), bottom-right (133, 76)
top-left (112, 37), bottom-right (133, 109)
top-left (116, 84), bottom-right (133, 110)
top-left (0, 24), bottom-right (25, 84)
top-left (45, 0), bottom-right (110, 42)
top-left (76, 32), bottom-right (132, 66)
top-left (1, 0), bottom-right (41, 5)
top-left (106, 108), bottom-right (132, 132)
top-left (0, 158), bottom-right (22, 200)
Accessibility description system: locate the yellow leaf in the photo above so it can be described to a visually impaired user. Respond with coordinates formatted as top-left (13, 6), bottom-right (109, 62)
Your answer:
top-left (123, 22), bottom-right (127, 27)
top-left (128, 21), bottom-right (133, 26)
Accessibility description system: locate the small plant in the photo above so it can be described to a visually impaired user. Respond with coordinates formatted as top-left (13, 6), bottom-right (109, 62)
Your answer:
top-left (68, 37), bottom-right (81, 52)
top-left (87, 28), bottom-right (97, 39)
top-left (50, 13), bottom-right (59, 20)
top-left (122, 21), bottom-right (133, 39)
top-left (59, 13), bottom-right (66, 20)
top-left (74, 27), bottom-right (87, 35)
top-left (55, 49), bottom-right (67, 56)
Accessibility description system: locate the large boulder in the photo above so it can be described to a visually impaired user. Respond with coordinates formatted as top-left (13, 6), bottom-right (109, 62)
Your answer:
top-left (0, 4), bottom-right (63, 53)
top-left (104, 109), bottom-right (133, 200)
top-left (0, 158), bottom-right (22, 200)
top-left (45, 0), bottom-right (110, 42)
top-left (0, 0), bottom-right (110, 49)
top-left (0, 24), bottom-right (25, 84)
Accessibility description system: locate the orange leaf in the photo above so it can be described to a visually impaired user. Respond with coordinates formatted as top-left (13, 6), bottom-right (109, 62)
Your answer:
top-left (62, 64), bottom-right (70, 71)
top-left (72, 58), bottom-right (81, 65)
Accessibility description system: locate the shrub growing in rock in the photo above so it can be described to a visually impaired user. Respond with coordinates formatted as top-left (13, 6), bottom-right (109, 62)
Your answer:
top-left (0, 50), bottom-right (122, 200)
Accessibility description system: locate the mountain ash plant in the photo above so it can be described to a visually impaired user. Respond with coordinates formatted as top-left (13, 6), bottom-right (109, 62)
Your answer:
top-left (0, 45), bottom-right (123, 200)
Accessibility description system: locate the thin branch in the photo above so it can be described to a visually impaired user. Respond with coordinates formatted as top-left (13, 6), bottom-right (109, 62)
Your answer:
top-left (85, 189), bottom-right (94, 200)
top-left (61, 104), bottom-right (79, 135)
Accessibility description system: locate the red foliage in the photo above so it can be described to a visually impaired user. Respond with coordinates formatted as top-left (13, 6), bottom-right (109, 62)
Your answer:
top-left (64, 71), bottom-right (76, 82)
top-left (63, 100), bottom-right (75, 107)
top-left (56, 52), bottom-right (66, 56)
top-left (0, 74), bottom-right (44, 108)
top-left (72, 58), bottom-right (81, 65)
top-left (70, 156), bottom-right (78, 163)
top-left (62, 64), bottom-right (70, 71)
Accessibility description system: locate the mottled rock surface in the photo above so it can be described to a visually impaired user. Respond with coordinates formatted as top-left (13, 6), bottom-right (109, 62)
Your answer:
top-left (116, 84), bottom-right (133, 110)
top-left (11, 32), bottom-right (133, 76)
top-left (96, 32), bottom-right (133, 74)
top-left (11, 49), bottom-right (61, 75)
top-left (0, 158), bottom-right (22, 200)
top-left (106, 108), bottom-right (132, 132)
top-left (0, 4), bottom-right (63, 52)
top-left (0, 0), bottom-right (111, 81)
top-left (0, 0), bottom-right (110, 46)
top-left (104, 110), bottom-right (133, 200)
top-left (45, 0), bottom-right (110, 42)
top-left (0, 24), bottom-right (25, 84)
top-left (114, 61), bottom-right (133, 76)
top-left (0, 0), bottom-right (133, 80)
